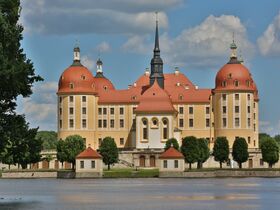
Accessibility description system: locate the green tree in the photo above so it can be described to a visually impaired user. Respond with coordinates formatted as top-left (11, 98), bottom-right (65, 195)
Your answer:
top-left (63, 135), bottom-right (86, 170)
top-left (0, 0), bottom-right (42, 160)
top-left (213, 137), bottom-right (230, 169)
top-left (164, 138), bottom-right (179, 151)
top-left (259, 133), bottom-right (271, 147)
top-left (57, 139), bottom-right (67, 167)
top-left (99, 137), bottom-right (118, 170)
top-left (260, 137), bottom-right (279, 168)
top-left (36, 131), bottom-right (57, 150)
top-left (197, 138), bottom-right (210, 169)
top-left (232, 137), bottom-right (249, 169)
top-left (274, 135), bottom-right (280, 146)
top-left (181, 136), bottom-right (199, 169)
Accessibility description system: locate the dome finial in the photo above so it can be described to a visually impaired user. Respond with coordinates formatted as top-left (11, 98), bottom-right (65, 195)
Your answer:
top-left (95, 56), bottom-right (105, 78)
top-left (227, 32), bottom-right (240, 64)
top-left (72, 41), bottom-right (82, 66)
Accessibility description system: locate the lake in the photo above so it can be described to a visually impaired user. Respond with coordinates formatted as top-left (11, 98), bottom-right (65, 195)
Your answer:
top-left (0, 178), bottom-right (280, 210)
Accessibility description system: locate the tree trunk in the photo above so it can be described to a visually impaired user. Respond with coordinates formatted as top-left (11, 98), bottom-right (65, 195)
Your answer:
top-left (108, 164), bottom-right (110, 170)
top-left (189, 163), bottom-right (191, 170)
top-left (8, 164), bottom-right (10, 170)
top-left (269, 163), bottom-right (273, 168)
top-left (239, 163), bottom-right (242, 169)
top-left (72, 162), bottom-right (75, 170)
top-left (219, 162), bottom-right (222, 169)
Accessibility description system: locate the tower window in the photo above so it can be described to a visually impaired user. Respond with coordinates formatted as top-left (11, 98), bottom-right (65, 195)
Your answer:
top-left (69, 96), bottom-right (74, 102)
top-left (59, 120), bottom-right (62, 129)
top-left (189, 119), bottom-right (194, 128)
top-left (235, 106), bottom-right (239, 113)
top-left (82, 96), bottom-right (86, 102)
top-left (206, 119), bottom-right (210, 127)
top-left (246, 80), bottom-right (251, 87)
top-left (69, 107), bottom-right (74, 115)
top-left (103, 108), bottom-right (107, 115)
top-left (98, 108), bottom-right (102, 115)
top-left (69, 119), bottom-right (74, 128)
top-left (103, 120), bottom-right (107, 128)
top-left (248, 118), bottom-right (251, 127)
top-left (120, 138), bottom-right (124, 145)
top-left (189, 107), bottom-right (193, 114)
top-left (98, 120), bottom-right (102, 128)
top-left (69, 83), bottom-right (74, 89)
top-left (110, 119), bottom-right (114, 128)
top-left (222, 81), bottom-right (227, 87)
top-left (206, 107), bottom-right (210, 114)
top-left (110, 108), bottom-right (114, 115)
top-left (179, 107), bottom-right (184, 114)
top-left (247, 94), bottom-right (251, 100)
top-left (234, 80), bottom-right (239, 87)
top-left (82, 119), bottom-right (87, 128)
top-left (120, 119), bottom-right (124, 128)
top-left (222, 94), bottom-right (226, 101)
top-left (222, 106), bottom-right (227, 114)
top-left (223, 118), bottom-right (227, 128)
top-left (179, 119), bottom-right (184, 128)
top-left (235, 94), bottom-right (239, 100)
top-left (235, 118), bottom-right (240, 127)
top-left (120, 107), bottom-right (124, 115)
top-left (247, 106), bottom-right (251, 113)
top-left (82, 107), bottom-right (86, 115)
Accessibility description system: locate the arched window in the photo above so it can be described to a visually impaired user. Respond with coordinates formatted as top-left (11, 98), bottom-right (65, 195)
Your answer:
top-left (234, 80), bottom-right (239, 87)
top-left (142, 118), bottom-right (148, 140)
top-left (246, 80), bottom-right (251, 87)
top-left (162, 118), bottom-right (169, 140)
top-left (151, 117), bottom-right (159, 129)
top-left (69, 83), bottom-right (74, 89)
top-left (222, 81), bottom-right (227, 87)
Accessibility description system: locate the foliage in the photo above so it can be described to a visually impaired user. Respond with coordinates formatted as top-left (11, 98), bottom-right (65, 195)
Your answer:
top-left (164, 138), bottom-right (179, 151)
top-left (0, 0), bottom-right (42, 164)
top-left (197, 138), bottom-right (210, 168)
top-left (259, 133), bottom-right (271, 147)
top-left (260, 137), bottom-right (279, 168)
top-left (181, 136), bottom-right (200, 169)
top-left (61, 135), bottom-right (86, 169)
top-left (213, 137), bottom-right (230, 168)
top-left (232, 137), bottom-right (249, 169)
top-left (57, 139), bottom-right (67, 165)
top-left (36, 131), bottom-right (57, 150)
top-left (99, 137), bottom-right (119, 170)
top-left (274, 135), bottom-right (280, 146)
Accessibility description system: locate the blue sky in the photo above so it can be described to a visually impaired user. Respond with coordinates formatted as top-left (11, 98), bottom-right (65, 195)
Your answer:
top-left (17, 0), bottom-right (280, 135)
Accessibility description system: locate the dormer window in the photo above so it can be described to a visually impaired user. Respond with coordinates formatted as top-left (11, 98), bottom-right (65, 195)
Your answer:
top-left (222, 81), bottom-right (227, 87)
top-left (131, 96), bottom-right (137, 100)
top-left (69, 83), bottom-right (74, 89)
top-left (179, 94), bottom-right (183, 100)
top-left (234, 80), bottom-right (239, 87)
top-left (228, 73), bottom-right (232, 79)
top-left (246, 80), bottom-right (251, 87)
top-left (103, 86), bottom-right (108, 91)
top-left (81, 75), bottom-right (86, 80)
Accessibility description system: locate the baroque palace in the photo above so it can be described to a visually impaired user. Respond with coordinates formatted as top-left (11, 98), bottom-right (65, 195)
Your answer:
top-left (57, 20), bottom-right (260, 168)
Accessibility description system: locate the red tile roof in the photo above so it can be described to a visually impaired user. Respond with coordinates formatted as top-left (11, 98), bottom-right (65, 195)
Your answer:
top-left (159, 147), bottom-right (184, 159)
top-left (76, 147), bottom-right (102, 159)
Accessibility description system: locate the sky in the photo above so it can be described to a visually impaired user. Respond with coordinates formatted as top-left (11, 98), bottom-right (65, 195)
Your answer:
top-left (16, 0), bottom-right (280, 136)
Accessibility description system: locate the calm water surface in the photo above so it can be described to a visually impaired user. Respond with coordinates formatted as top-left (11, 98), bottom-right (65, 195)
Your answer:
top-left (0, 178), bottom-right (280, 210)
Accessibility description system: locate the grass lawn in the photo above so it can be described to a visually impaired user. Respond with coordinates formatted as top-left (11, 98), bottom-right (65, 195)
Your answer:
top-left (184, 168), bottom-right (280, 172)
top-left (103, 168), bottom-right (159, 178)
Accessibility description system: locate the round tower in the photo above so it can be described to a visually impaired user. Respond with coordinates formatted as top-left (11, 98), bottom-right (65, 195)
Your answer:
top-left (212, 41), bottom-right (259, 149)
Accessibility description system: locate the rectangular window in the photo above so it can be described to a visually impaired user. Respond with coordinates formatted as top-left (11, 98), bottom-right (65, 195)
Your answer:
top-left (206, 119), bottom-right (210, 127)
top-left (254, 124), bottom-right (256, 131)
top-left (98, 119), bottom-right (102, 128)
top-left (80, 161), bottom-right (84, 169)
top-left (69, 96), bottom-right (74, 102)
top-left (120, 119), bottom-right (124, 128)
top-left (82, 107), bottom-right (86, 115)
top-left (247, 94), bottom-right (251, 101)
top-left (133, 107), bottom-right (136, 114)
top-left (179, 119), bottom-right (184, 127)
top-left (235, 94), bottom-right (239, 100)
top-left (189, 107), bottom-right (193, 114)
top-left (235, 106), bottom-right (239, 113)
top-left (253, 102), bottom-right (256, 109)
top-left (235, 118), bottom-right (240, 127)
top-left (163, 160), bottom-right (167, 168)
top-left (189, 119), bottom-right (194, 128)
top-left (174, 160), bottom-right (178, 168)
top-left (206, 107), bottom-right (210, 114)
top-left (98, 108), bottom-right (102, 115)
top-left (248, 118), bottom-right (251, 127)
top-left (103, 119), bottom-right (107, 128)
top-left (59, 120), bottom-right (62, 129)
top-left (110, 107), bottom-right (114, 115)
top-left (59, 97), bottom-right (62, 103)
top-left (223, 118), bottom-right (227, 127)
top-left (103, 108), bottom-right (107, 115)
top-left (179, 107), bottom-right (184, 114)
top-left (82, 96), bottom-right (86, 102)
top-left (120, 107), bottom-right (124, 115)
top-left (248, 136), bottom-right (251, 144)
top-left (247, 106), bottom-right (251, 113)
top-left (110, 119), bottom-right (114, 128)
top-left (260, 159), bottom-right (264, 166)
top-left (69, 107), bottom-right (74, 115)
top-left (82, 119), bottom-right (86, 128)
top-left (91, 161), bottom-right (95, 169)
top-left (59, 108), bottom-right (62, 115)
top-left (69, 119), bottom-right (74, 128)
top-left (98, 138), bottom-right (102, 146)
top-left (222, 106), bottom-right (227, 114)
top-left (222, 94), bottom-right (226, 101)
top-left (254, 113), bottom-right (256, 120)
top-left (120, 138), bottom-right (124, 145)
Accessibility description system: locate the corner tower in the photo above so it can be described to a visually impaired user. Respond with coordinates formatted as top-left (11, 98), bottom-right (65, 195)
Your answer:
top-left (150, 13), bottom-right (164, 89)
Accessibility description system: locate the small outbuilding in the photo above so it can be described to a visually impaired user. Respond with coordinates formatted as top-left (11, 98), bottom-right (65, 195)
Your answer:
top-left (75, 146), bottom-right (103, 178)
top-left (159, 147), bottom-right (185, 176)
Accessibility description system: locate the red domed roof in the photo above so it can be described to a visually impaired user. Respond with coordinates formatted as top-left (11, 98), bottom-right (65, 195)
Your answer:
top-left (215, 63), bottom-right (257, 92)
top-left (58, 65), bottom-right (97, 94)
top-left (94, 77), bottom-right (115, 93)
top-left (135, 80), bottom-right (176, 114)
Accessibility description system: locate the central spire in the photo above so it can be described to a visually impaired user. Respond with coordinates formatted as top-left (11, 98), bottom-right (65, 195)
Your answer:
top-left (150, 12), bottom-right (164, 89)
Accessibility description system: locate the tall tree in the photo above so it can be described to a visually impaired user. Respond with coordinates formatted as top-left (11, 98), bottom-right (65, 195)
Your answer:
top-left (181, 136), bottom-right (199, 169)
top-left (197, 138), bottom-right (210, 169)
top-left (213, 137), bottom-right (230, 169)
top-left (274, 135), bottom-right (280, 146)
top-left (57, 139), bottom-right (67, 167)
top-left (63, 135), bottom-right (86, 170)
top-left (36, 131), bottom-right (57, 150)
top-left (259, 133), bottom-right (271, 147)
top-left (261, 137), bottom-right (279, 168)
top-left (0, 0), bottom-right (43, 160)
top-left (232, 137), bottom-right (249, 169)
top-left (99, 137), bottom-right (118, 170)
top-left (164, 138), bottom-right (179, 151)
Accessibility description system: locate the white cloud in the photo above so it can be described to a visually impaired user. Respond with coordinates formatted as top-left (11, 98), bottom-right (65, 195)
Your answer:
top-left (257, 11), bottom-right (280, 56)
top-left (259, 120), bottom-right (280, 136)
top-left (20, 0), bottom-right (174, 35)
top-left (96, 42), bottom-right (111, 53)
top-left (122, 15), bottom-right (255, 69)
top-left (17, 81), bottom-right (57, 131)
top-left (81, 55), bottom-right (95, 71)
